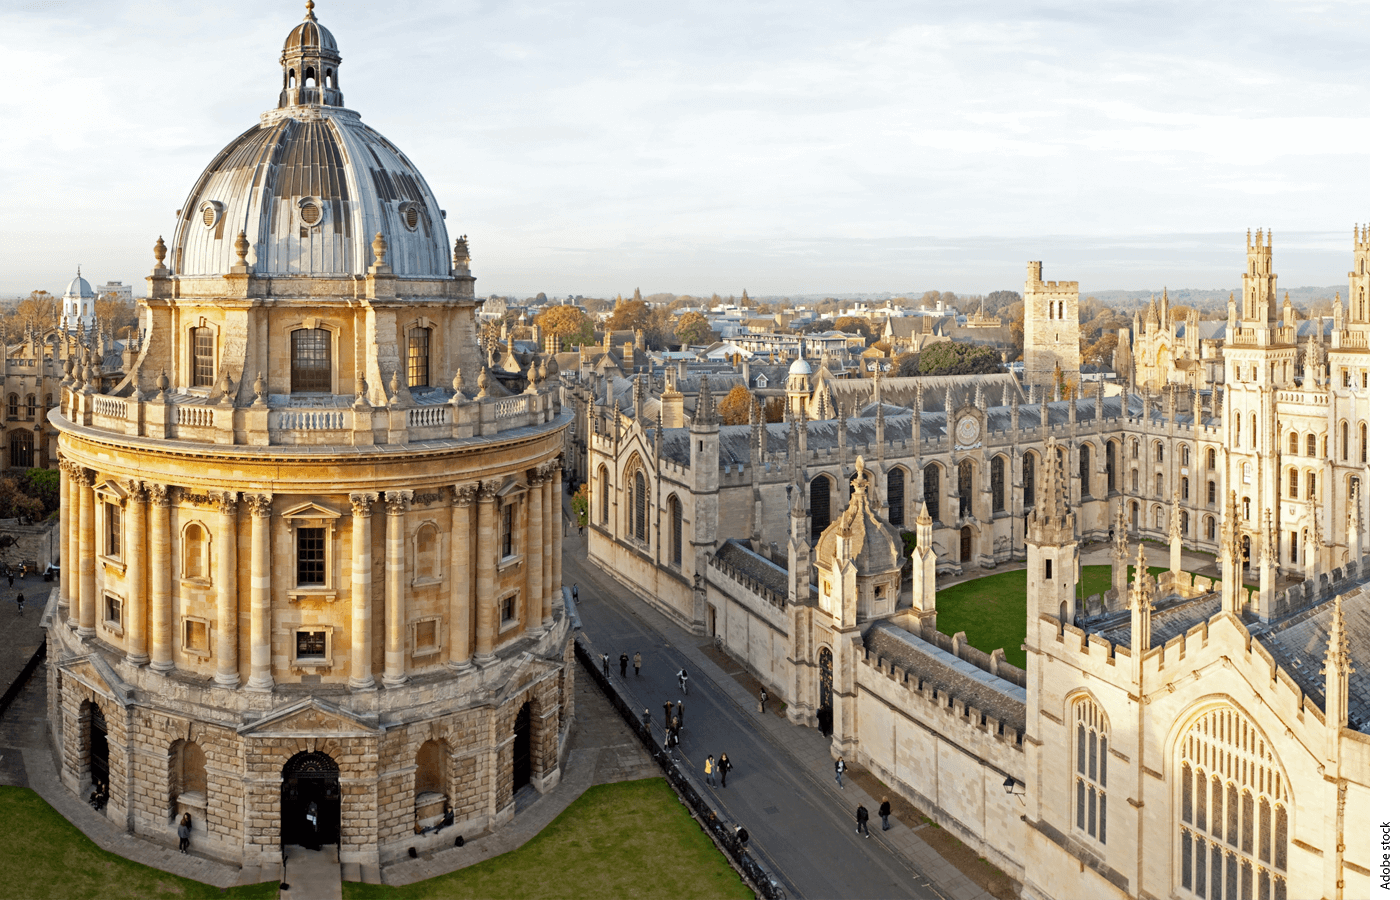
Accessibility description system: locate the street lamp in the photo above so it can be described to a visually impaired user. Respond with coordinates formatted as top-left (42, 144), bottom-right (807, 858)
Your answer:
top-left (1002, 775), bottom-right (1026, 804)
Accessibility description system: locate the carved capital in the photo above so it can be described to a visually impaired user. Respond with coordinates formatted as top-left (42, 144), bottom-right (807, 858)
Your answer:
top-left (214, 491), bottom-right (240, 516)
top-left (477, 479), bottom-right (502, 502)
top-left (148, 483), bottom-right (174, 508)
top-left (245, 493), bottom-right (274, 517)
top-left (124, 479), bottom-right (149, 504)
top-left (528, 468), bottom-right (548, 488)
top-left (349, 492), bottom-right (378, 517)
top-left (76, 468), bottom-right (95, 489)
top-left (384, 490), bottom-right (413, 515)
top-left (451, 483), bottom-right (478, 507)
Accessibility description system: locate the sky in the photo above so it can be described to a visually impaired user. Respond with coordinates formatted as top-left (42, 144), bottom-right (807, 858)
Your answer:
top-left (0, 0), bottom-right (1370, 298)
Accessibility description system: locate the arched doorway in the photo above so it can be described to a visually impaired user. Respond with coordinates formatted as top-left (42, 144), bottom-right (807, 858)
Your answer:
top-left (513, 704), bottom-right (532, 793)
top-left (817, 647), bottom-right (834, 737)
top-left (960, 526), bottom-right (973, 563)
top-left (281, 751), bottom-right (340, 851)
top-left (1241, 536), bottom-right (1252, 570)
top-left (87, 703), bottom-right (109, 790)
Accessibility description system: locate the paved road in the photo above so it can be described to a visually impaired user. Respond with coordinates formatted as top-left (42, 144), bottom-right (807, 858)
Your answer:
top-left (565, 531), bottom-right (973, 900)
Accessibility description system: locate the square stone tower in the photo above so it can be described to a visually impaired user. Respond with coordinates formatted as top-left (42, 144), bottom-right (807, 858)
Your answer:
top-left (1023, 262), bottom-right (1080, 387)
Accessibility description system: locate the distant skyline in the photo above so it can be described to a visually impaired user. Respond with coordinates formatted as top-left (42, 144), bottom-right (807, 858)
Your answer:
top-left (0, 0), bottom-right (1368, 297)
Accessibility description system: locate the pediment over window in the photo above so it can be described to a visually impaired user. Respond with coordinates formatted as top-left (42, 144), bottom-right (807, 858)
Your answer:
top-left (238, 697), bottom-right (380, 737)
top-left (93, 480), bottom-right (130, 504)
top-left (281, 502), bottom-right (342, 526)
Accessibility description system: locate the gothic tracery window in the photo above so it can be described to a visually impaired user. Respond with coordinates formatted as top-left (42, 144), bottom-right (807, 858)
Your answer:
top-left (1179, 706), bottom-right (1288, 900)
top-left (923, 465), bottom-right (940, 523)
top-left (1074, 697), bottom-right (1109, 845)
top-left (887, 468), bottom-right (905, 526)
top-left (990, 457), bottom-right (1005, 513)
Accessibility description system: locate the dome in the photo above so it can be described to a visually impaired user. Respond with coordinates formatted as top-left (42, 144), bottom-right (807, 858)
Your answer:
top-left (65, 270), bottom-right (93, 298)
top-left (814, 457), bottom-right (903, 574)
top-left (170, 6), bottom-right (450, 281)
top-left (788, 356), bottom-right (812, 377)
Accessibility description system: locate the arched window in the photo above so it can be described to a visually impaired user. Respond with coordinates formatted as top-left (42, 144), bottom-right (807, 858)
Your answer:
top-left (923, 464), bottom-right (940, 523)
top-left (414, 522), bottom-right (441, 582)
top-left (1251, 414), bottom-right (1258, 449)
top-left (668, 495), bottom-right (683, 565)
top-left (191, 326), bottom-right (215, 388)
top-left (1155, 441), bottom-right (1164, 463)
top-left (958, 459), bottom-right (973, 518)
top-left (1155, 473), bottom-right (1163, 496)
top-left (991, 457), bottom-right (1005, 513)
top-left (1131, 469), bottom-right (1139, 492)
top-left (1178, 706), bottom-right (1289, 900)
top-left (1132, 439), bottom-right (1139, 460)
top-left (887, 468), bottom-right (905, 527)
top-left (1341, 421), bottom-right (1349, 461)
top-left (1361, 422), bottom-right (1368, 463)
top-left (1288, 432), bottom-right (1298, 455)
top-left (168, 739), bottom-right (207, 806)
top-left (407, 327), bottom-right (430, 387)
top-left (1234, 413), bottom-right (1241, 447)
top-left (811, 475), bottom-right (832, 535)
top-left (1180, 509), bottom-right (1190, 536)
top-left (1305, 433), bottom-right (1316, 457)
top-left (1208, 448), bottom-right (1216, 470)
top-left (1078, 445), bottom-right (1091, 499)
top-left (25, 394), bottom-right (35, 420)
top-left (6, 394), bottom-right (15, 419)
top-left (1181, 446), bottom-right (1190, 467)
top-left (1243, 497), bottom-right (1251, 520)
top-left (1022, 453), bottom-right (1036, 509)
top-left (1306, 471), bottom-right (1316, 500)
top-left (1288, 468), bottom-right (1298, 499)
top-left (1073, 697), bottom-right (1109, 845)
top-left (1205, 516), bottom-right (1216, 540)
top-left (414, 739), bottom-right (450, 805)
top-left (182, 523), bottom-right (210, 580)
top-left (628, 470), bottom-right (649, 542)
top-left (1208, 480), bottom-right (1216, 505)
top-left (1155, 506), bottom-right (1164, 530)
top-left (1181, 477), bottom-right (1189, 501)
top-left (9, 430), bottom-right (33, 468)
top-left (1106, 440), bottom-right (1117, 493)
top-left (290, 328), bottom-right (332, 392)
top-left (598, 467), bottom-right (610, 526)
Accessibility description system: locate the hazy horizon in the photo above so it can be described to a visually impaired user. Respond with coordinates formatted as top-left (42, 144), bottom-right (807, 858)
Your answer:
top-left (0, 1), bottom-right (1367, 297)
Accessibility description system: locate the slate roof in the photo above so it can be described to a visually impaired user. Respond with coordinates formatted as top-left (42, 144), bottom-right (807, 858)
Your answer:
top-left (713, 539), bottom-right (789, 596)
top-left (1257, 586), bottom-right (1370, 733)
top-left (864, 621), bottom-right (1027, 734)
top-left (1097, 593), bottom-right (1223, 649)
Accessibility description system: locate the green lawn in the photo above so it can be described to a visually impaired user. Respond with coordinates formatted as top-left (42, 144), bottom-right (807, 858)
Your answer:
top-left (0, 786), bottom-right (278, 899)
top-left (933, 564), bottom-right (1170, 670)
top-left (344, 778), bottom-right (753, 900)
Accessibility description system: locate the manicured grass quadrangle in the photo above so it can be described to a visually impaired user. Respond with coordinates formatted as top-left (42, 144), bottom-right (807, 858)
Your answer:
top-left (344, 778), bottom-right (753, 900)
top-left (0, 786), bottom-right (277, 899)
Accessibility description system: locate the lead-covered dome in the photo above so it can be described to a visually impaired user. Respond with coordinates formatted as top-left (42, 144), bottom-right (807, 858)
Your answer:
top-left (65, 269), bottom-right (94, 299)
top-left (169, 4), bottom-right (450, 281)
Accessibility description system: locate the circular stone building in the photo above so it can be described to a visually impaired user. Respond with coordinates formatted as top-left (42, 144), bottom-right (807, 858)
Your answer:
top-left (45, 4), bottom-right (572, 869)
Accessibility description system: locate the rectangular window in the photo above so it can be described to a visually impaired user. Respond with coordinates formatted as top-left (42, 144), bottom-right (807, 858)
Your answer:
top-left (184, 618), bottom-right (209, 654)
top-left (104, 594), bottom-right (122, 628)
top-left (415, 619), bottom-right (438, 652)
top-left (106, 503), bottom-right (122, 558)
top-left (1045, 559), bottom-right (1053, 580)
top-left (1306, 472), bottom-right (1316, 499)
top-left (296, 527), bottom-right (326, 585)
top-left (502, 503), bottom-right (514, 558)
top-left (500, 594), bottom-right (516, 628)
top-left (407, 327), bottom-right (430, 387)
top-left (192, 327), bottom-right (215, 388)
top-left (290, 328), bottom-right (332, 392)
top-left (295, 629), bottom-right (327, 660)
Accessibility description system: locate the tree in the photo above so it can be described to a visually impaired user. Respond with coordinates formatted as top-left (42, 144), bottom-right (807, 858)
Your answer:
top-left (95, 296), bottom-right (137, 336)
top-left (1083, 332), bottom-right (1118, 368)
top-left (832, 317), bottom-right (874, 341)
top-left (763, 398), bottom-right (785, 423)
top-left (717, 384), bottom-right (754, 425)
top-left (674, 311), bottom-right (716, 347)
top-left (535, 305), bottom-right (596, 349)
top-left (897, 342), bottom-right (1004, 377)
top-left (17, 291), bottom-right (56, 329)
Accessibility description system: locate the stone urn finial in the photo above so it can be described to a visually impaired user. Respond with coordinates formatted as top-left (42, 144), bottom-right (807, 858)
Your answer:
top-left (131, 368), bottom-right (143, 401)
top-left (252, 371), bottom-right (267, 407)
top-left (219, 371), bottom-right (236, 406)
top-left (153, 236), bottom-right (167, 267)
top-left (388, 370), bottom-right (402, 408)
top-left (372, 232), bottom-right (388, 267)
top-left (235, 230), bottom-right (250, 264)
top-left (450, 368), bottom-right (467, 406)
top-left (156, 369), bottom-right (169, 394)
top-left (476, 366), bottom-right (490, 400)
top-left (527, 360), bottom-right (539, 392)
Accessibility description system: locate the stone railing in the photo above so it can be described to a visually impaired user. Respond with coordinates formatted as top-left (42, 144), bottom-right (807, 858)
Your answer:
top-left (94, 397), bottom-right (128, 420)
top-left (275, 409), bottom-right (346, 431)
top-left (176, 406), bottom-right (215, 428)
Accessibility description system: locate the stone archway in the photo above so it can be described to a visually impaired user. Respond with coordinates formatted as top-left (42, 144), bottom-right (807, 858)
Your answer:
top-left (512, 703), bottom-right (533, 793)
top-left (86, 702), bottom-right (109, 790)
top-left (281, 750), bottom-right (340, 851)
top-left (960, 526), bottom-right (974, 563)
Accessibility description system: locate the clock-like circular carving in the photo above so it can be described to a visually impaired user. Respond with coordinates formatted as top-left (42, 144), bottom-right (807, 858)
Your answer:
top-left (956, 415), bottom-right (980, 445)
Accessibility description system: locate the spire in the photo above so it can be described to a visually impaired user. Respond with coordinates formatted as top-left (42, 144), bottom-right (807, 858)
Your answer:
top-left (1322, 597), bottom-right (1354, 741)
top-left (695, 374), bottom-right (714, 426)
top-left (1130, 543), bottom-right (1152, 652)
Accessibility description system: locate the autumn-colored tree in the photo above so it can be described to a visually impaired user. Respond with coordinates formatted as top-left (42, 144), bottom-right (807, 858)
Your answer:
top-left (95, 296), bottom-right (137, 335)
top-left (674, 311), bottom-right (716, 347)
top-left (763, 398), bottom-right (785, 423)
top-left (832, 317), bottom-right (873, 341)
top-left (717, 384), bottom-right (754, 425)
top-left (17, 291), bottom-right (56, 329)
top-left (535, 305), bottom-right (596, 349)
top-left (607, 299), bottom-right (673, 350)
top-left (1083, 332), bottom-right (1118, 368)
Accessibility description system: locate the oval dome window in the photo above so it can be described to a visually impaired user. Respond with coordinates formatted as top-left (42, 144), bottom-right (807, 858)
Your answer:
top-left (298, 197), bottom-right (323, 227)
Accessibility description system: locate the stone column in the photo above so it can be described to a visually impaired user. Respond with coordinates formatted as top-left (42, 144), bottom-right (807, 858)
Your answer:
top-left (246, 494), bottom-right (274, 691)
top-left (349, 492), bottom-right (378, 690)
top-left (213, 491), bottom-right (240, 688)
top-left (540, 467), bottom-right (554, 623)
top-left (527, 470), bottom-right (546, 635)
top-left (76, 468), bottom-right (95, 637)
top-left (383, 490), bottom-right (413, 686)
top-left (551, 462), bottom-right (564, 610)
top-left (149, 485), bottom-right (174, 672)
top-left (123, 481), bottom-right (149, 666)
top-left (474, 480), bottom-right (501, 664)
top-left (64, 461), bottom-right (82, 627)
top-left (449, 483), bottom-right (476, 672)
top-left (58, 458), bottom-right (70, 616)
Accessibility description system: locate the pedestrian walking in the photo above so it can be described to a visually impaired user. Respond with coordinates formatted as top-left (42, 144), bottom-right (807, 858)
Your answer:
top-left (879, 798), bottom-right (892, 831)
top-left (676, 700), bottom-right (684, 731)
top-left (718, 752), bottom-right (732, 787)
top-left (572, 583), bottom-right (579, 603)
top-left (619, 652), bottom-right (629, 679)
top-left (633, 652), bottom-right (641, 677)
top-left (601, 653), bottom-right (610, 679)
top-left (642, 708), bottom-right (651, 732)
top-left (670, 717), bottom-right (681, 747)
top-left (835, 757), bottom-right (846, 788)
top-left (177, 812), bottom-right (192, 853)
top-left (759, 688), bottom-right (768, 714)
top-left (678, 668), bottom-right (689, 694)
top-left (704, 755), bottom-right (716, 786)
top-left (856, 804), bottom-right (870, 837)
top-left (14, 592), bottom-right (23, 617)
top-left (663, 700), bottom-right (674, 724)
top-left (5, 568), bottom-right (12, 588)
